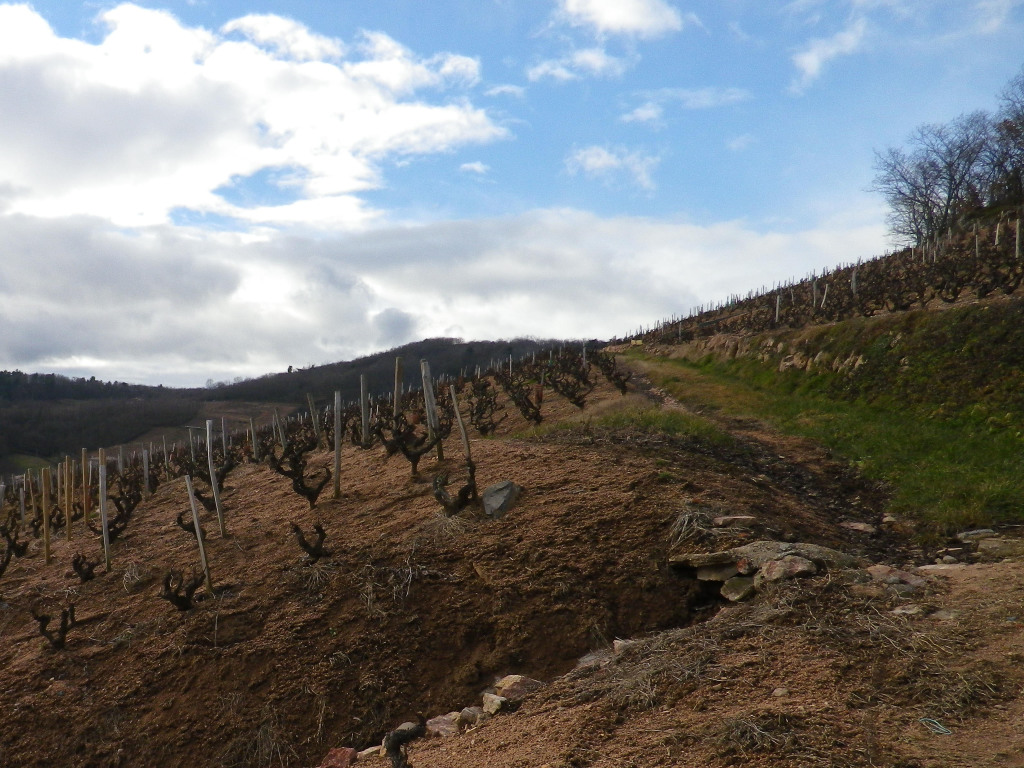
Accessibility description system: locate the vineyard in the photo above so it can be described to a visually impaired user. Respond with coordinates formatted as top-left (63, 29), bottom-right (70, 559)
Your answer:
top-left (636, 213), bottom-right (1023, 344)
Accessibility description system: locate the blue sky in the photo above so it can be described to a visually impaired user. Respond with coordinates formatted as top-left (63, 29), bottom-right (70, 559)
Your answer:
top-left (0, 1), bottom-right (1021, 386)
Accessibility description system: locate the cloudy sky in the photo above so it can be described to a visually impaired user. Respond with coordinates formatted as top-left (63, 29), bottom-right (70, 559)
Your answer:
top-left (1, 1), bottom-right (1021, 386)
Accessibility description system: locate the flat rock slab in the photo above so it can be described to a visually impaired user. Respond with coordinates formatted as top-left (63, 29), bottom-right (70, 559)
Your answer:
top-left (671, 540), bottom-right (862, 571)
top-left (841, 521), bottom-right (877, 534)
top-left (976, 537), bottom-right (1024, 560)
top-left (482, 481), bottom-right (523, 519)
top-left (713, 515), bottom-right (757, 527)
top-left (867, 564), bottom-right (928, 588)
top-left (427, 712), bottom-right (461, 737)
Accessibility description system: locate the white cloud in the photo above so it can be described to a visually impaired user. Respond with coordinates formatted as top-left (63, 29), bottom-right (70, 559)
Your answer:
top-left (558, 0), bottom-right (687, 38)
top-left (973, 0), bottom-right (1024, 33)
top-left (485, 84), bottom-right (526, 97)
top-left (221, 13), bottom-right (344, 60)
top-left (621, 102), bottom-right (664, 124)
top-left (0, 5), bottom-right (504, 228)
top-left (620, 87), bottom-right (751, 123)
top-left (460, 161), bottom-right (490, 174)
top-left (789, 16), bottom-right (868, 93)
top-left (566, 145), bottom-right (660, 189)
top-left (0, 208), bottom-right (887, 385)
top-left (726, 134), bottom-right (756, 151)
top-left (527, 46), bottom-right (629, 81)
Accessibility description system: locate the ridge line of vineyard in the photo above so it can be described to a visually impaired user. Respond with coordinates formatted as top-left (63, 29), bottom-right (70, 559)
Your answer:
top-left (632, 212), bottom-right (1023, 344)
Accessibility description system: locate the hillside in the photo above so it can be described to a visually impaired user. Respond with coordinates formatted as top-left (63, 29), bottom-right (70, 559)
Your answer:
top-left (0, 337), bottom-right (561, 474)
top-left (2, 330), bottom-right (1023, 767)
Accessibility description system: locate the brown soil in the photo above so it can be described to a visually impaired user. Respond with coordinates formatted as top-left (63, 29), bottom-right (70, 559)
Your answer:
top-left (1, 368), bottom-right (1021, 767)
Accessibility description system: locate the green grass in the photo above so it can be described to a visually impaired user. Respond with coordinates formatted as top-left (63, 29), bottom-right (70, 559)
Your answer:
top-left (589, 405), bottom-right (733, 444)
top-left (635, 353), bottom-right (1024, 534)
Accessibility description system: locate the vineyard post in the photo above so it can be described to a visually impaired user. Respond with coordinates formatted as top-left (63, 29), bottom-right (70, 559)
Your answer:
top-left (205, 420), bottom-right (226, 537)
top-left (19, 483), bottom-right (26, 525)
top-left (221, 418), bottom-right (228, 454)
top-left (42, 467), bottom-right (51, 565)
top-left (333, 390), bottom-right (342, 500)
top-left (449, 385), bottom-right (472, 463)
top-left (393, 357), bottom-right (403, 420)
top-left (81, 448), bottom-right (90, 526)
top-left (64, 459), bottom-right (72, 540)
top-left (775, 294), bottom-right (781, 323)
top-left (420, 360), bottom-right (444, 461)
top-left (307, 395), bottom-right (322, 443)
top-left (188, 428), bottom-right (195, 461)
top-left (118, 446), bottom-right (125, 475)
top-left (99, 449), bottom-right (111, 571)
top-left (184, 476), bottom-right (214, 593)
top-left (360, 375), bottom-right (370, 448)
top-left (1016, 219), bottom-right (1021, 260)
top-left (250, 418), bottom-right (260, 462)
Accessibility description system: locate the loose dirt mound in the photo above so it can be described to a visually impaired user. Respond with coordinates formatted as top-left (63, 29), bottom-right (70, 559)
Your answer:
top-left (2, 370), bottom-right (1016, 767)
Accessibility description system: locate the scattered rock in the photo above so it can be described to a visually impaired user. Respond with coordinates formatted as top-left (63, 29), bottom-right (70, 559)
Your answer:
top-left (976, 538), bottom-right (1024, 560)
top-left (576, 649), bottom-right (613, 670)
top-left (712, 515), bottom-right (757, 528)
top-left (493, 674), bottom-right (544, 702)
top-left (941, 555), bottom-right (959, 564)
top-left (458, 706), bottom-right (487, 727)
top-left (318, 747), bottom-right (357, 768)
top-left (482, 481), bottom-right (523, 519)
top-left (357, 745), bottom-right (383, 760)
top-left (930, 609), bottom-right (959, 622)
top-left (612, 639), bottom-right (636, 655)
top-left (917, 563), bottom-right (965, 572)
top-left (841, 521), bottom-right (877, 535)
top-left (482, 693), bottom-right (507, 716)
top-left (720, 576), bottom-right (755, 602)
top-left (957, 529), bottom-right (997, 542)
top-left (866, 564), bottom-right (927, 589)
top-left (426, 712), bottom-right (460, 738)
top-left (754, 555), bottom-right (817, 589)
top-left (772, 688), bottom-right (790, 697)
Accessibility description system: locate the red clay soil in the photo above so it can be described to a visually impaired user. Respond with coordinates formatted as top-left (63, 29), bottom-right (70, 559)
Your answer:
top-left (1, 370), bottom-right (1019, 767)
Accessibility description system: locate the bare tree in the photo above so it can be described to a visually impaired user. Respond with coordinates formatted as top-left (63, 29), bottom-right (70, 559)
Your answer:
top-left (874, 111), bottom-right (993, 245)
top-left (987, 66), bottom-right (1024, 208)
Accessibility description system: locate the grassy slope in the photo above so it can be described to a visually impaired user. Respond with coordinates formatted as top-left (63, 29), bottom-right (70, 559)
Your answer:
top-left (631, 297), bottom-right (1024, 538)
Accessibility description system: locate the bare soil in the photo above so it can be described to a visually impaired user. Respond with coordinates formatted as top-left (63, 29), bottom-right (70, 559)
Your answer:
top-left (1, 368), bottom-right (1021, 767)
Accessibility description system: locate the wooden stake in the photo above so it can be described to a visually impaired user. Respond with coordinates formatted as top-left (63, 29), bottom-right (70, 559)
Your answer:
top-left (206, 420), bottom-right (226, 537)
top-left (420, 360), bottom-right (444, 461)
top-left (449, 385), bottom-right (472, 463)
top-left (81, 448), bottom-right (90, 527)
top-left (184, 476), bottom-right (214, 593)
top-left (250, 418), bottom-right (260, 462)
top-left (333, 390), bottom-right (342, 500)
top-left (307, 394), bottom-right (322, 442)
top-left (64, 459), bottom-right (72, 541)
top-left (393, 357), bottom-right (403, 420)
top-left (42, 467), bottom-right (51, 565)
top-left (360, 374), bottom-right (370, 448)
top-left (99, 449), bottom-right (111, 571)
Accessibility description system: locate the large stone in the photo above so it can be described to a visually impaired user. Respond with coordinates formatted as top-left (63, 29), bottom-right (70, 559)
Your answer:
top-left (720, 576), bottom-right (755, 602)
top-left (482, 693), bottom-right (507, 715)
top-left (426, 712), bottom-right (461, 737)
top-left (318, 747), bottom-right (358, 768)
top-left (493, 674), bottom-right (544, 702)
top-left (482, 481), bottom-right (523, 519)
top-left (976, 537), bottom-right (1024, 559)
top-left (753, 555), bottom-right (817, 589)
top-left (670, 540), bottom-right (862, 571)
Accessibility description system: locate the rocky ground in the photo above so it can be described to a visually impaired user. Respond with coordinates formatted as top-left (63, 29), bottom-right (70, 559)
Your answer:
top-left (1, 365), bottom-right (1022, 768)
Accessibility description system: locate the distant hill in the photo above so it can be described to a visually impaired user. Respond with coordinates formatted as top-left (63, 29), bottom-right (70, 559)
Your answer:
top-left (0, 336), bottom-right (580, 472)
